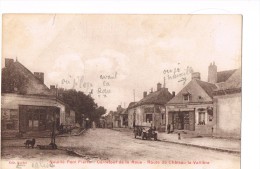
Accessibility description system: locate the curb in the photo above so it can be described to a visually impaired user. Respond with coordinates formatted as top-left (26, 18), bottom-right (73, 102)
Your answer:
top-left (2, 129), bottom-right (86, 140)
top-left (160, 139), bottom-right (240, 154)
top-left (111, 128), bottom-right (240, 154)
top-left (58, 129), bottom-right (86, 137)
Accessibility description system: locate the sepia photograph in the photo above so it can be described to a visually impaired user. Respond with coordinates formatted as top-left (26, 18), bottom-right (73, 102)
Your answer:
top-left (1, 13), bottom-right (243, 169)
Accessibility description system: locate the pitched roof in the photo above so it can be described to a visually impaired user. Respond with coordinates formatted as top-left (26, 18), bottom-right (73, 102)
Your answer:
top-left (133, 88), bottom-right (172, 107)
top-left (214, 68), bottom-right (241, 94)
top-left (120, 109), bottom-right (128, 115)
top-left (167, 79), bottom-right (217, 105)
top-left (217, 69), bottom-right (237, 83)
top-left (2, 60), bottom-right (53, 96)
top-left (196, 80), bottom-right (217, 98)
top-left (127, 102), bottom-right (137, 109)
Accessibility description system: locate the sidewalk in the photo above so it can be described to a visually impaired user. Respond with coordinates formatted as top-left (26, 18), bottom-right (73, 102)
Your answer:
top-left (159, 132), bottom-right (240, 154)
top-left (2, 128), bottom-right (86, 140)
top-left (111, 127), bottom-right (241, 154)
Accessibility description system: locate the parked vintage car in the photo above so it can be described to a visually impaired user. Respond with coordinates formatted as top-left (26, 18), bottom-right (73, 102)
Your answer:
top-left (134, 126), bottom-right (158, 141)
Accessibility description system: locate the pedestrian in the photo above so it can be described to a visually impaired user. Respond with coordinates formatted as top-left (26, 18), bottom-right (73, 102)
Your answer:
top-left (60, 123), bottom-right (64, 131)
top-left (167, 124), bottom-right (170, 134)
top-left (172, 122), bottom-right (174, 132)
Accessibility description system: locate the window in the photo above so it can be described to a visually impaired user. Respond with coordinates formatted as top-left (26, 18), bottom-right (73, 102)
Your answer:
top-left (207, 107), bottom-right (213, 122)
top-left (6, 121), bottom-right (15, 130)
top-left (161, 114), bottom-right (165, 125)
top-left (208, 114), bottom-right (213, 122)
top-left (146, 114), bottom-right (153, 123)
top-left (183, 93), bottom-right (191, 101)
top-left (10, 110), bottom-right (18, 119)
top-left (198, 112), bottom-right (205, 125)
top-left (183, 95), bottom-right (189, 101)
top-left (28, 113), bottom-right (39, 130)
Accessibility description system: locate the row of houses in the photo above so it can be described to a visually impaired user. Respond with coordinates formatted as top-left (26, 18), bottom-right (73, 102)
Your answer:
top-left (105, 62), bottom-right (241, 138)
top-left (1, 58), bottom-right (76, 138)
top-left (102, 105), bottom-right (127, 128)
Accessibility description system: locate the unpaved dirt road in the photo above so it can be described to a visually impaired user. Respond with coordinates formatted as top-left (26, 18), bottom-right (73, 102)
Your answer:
top-left (1, 128), bottom-right (240, 169)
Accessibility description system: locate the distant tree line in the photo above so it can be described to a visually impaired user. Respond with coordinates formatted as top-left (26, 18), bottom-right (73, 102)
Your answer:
top-left (57, 88), bottom-right (106, 126)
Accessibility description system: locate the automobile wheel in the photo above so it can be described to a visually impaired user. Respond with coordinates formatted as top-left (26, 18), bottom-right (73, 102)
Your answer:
top-left (154, 134), bottom-right (157, 141)
top-left (141, 132), bottom-right (144, 140)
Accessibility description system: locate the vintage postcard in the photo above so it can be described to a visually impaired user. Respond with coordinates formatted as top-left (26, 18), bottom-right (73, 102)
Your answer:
top-left (1, 14), bottom-right (242, 169)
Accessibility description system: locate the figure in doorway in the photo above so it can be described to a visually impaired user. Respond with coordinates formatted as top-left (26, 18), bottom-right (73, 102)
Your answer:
top-left (167, 124), bottom-right (171, 134)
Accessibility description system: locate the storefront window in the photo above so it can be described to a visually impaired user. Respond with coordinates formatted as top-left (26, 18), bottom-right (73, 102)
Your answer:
top-left (10, 110), bottom-right (18, 119)
top-left (33, 120), bottom-right (39, 127)
top-left (6, 121), bottom-right (15, 130)
top-left (146, 114), bottom-right (153, 123)
top-left (29, 120), bottom-right (33, 128)
top-left (198, 112), bottom-right (205, 125)
top-left (1, 109), bottom-right (18, 130)
top-left (161, 114), bottom-right (165, 125)
top-left (207, 107), bottom-right (213, 122)
top-left (208, 115), bottom-right (213, 122)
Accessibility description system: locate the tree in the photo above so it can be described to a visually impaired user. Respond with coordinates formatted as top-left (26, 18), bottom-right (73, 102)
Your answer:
top-left (91, 106), bottom-right (107, 126)
top-left (57, 89), bottom-right (97, 125)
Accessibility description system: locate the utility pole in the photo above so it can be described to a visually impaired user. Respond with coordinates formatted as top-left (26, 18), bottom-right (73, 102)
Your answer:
top-left (133, 89), bottom-right (135, 102)
top-left (51, 84), bottom-right (58, 149)
top-left (163, 76), bottom-right (166, 88)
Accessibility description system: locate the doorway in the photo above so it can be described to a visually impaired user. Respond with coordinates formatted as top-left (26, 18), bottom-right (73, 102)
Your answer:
top-left (173, 111), bottom-right (191, 130)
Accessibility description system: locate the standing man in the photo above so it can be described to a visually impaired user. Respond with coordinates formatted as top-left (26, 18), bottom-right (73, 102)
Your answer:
top-left (167, 124), bottom-right (170, 134)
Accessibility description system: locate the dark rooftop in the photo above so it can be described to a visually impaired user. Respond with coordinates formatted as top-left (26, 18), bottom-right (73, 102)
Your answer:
top-left (215, 68), bottom-right (241, 91)
top-left (196, 80), bottom-right (217, 98)
top-left (132, 88), bottom-right (172, 108)
top-left (2, 59), bottom-right (53, 96)
top-left (217, 69), bottom-right (237, 83)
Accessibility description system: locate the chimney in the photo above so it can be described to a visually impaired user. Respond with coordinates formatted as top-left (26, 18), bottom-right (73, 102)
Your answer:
top-left (143, 91), bottom-right (147, 98)
top-left (192, 72), bottom-right (201, 80)
top-left (172, 91), bottom-right (175, 98)
top-left (5, 58), bottom-right (14, 68)
top-left (208, 62), bottom-right (217, 83)
top-left (50, 85), bottom-right (56, 95)
top-left (117, 105), bottom-right (122, 111)
top-left (34, 72), bottom-right (44, 83)
top-left (50, 85), bottom-right (56, 90)
top-left (157, 83), bottom-right (162, 91)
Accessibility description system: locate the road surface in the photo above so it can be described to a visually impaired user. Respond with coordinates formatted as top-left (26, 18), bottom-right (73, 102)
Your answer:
top-left (1, 128), bottom-right (240, 169)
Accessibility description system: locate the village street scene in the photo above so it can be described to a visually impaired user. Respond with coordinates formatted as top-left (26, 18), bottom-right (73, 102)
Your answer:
top-left (1, 15), bottom-right (241, 169)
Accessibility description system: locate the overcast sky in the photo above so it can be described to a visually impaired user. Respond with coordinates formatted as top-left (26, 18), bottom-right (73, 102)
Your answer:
top-left (2, 14), bottom-right (242, 112)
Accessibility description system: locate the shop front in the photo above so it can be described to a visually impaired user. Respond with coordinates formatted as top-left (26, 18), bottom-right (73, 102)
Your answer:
top-left (166, 104), bottom-right (215, 135)
top-left (1, 93), bottom-right (66, 138)
top-left (19, 105), bottom-right (60, 133)
top-left (168, 107), bottom-right (195, 131)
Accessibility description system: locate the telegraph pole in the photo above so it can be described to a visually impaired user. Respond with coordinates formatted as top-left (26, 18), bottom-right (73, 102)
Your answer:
top-left (133, 89), bottom-right (135, 102)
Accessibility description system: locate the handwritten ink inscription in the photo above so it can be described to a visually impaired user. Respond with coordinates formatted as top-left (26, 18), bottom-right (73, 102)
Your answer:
top-left (31, 160), bottom-right (55, 169)
top-left (98, 72), bottom-right (117, 98)
top-left (163, 63), bottom-right (193, 85)
top-left (61, 72), bottom-right (117, 98)
top-left (61, 75), bottom-right (93, 95)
